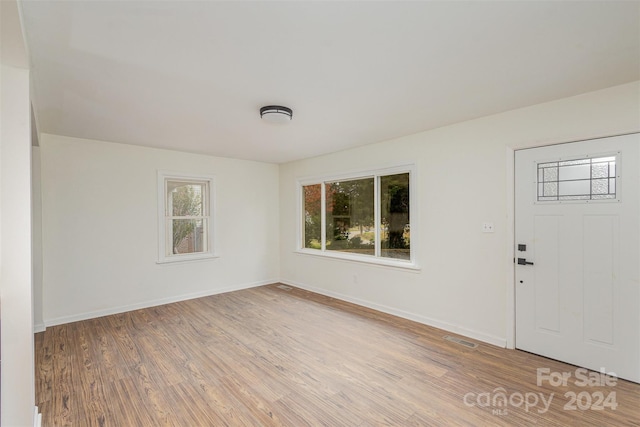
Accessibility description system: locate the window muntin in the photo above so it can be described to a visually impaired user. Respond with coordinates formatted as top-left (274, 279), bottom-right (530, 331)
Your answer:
top-left (158, 172), bottom-right (215, 263)
top-left (537, 155), bottom-right (617, 202)
top-left (300, 168), bottom-right (413, 265)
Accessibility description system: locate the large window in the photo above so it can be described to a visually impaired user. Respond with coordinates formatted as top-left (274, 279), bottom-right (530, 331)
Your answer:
top-left (158, 172), bottom-right (215, 263)
top-left (301, 167), bottom-right (413, 266)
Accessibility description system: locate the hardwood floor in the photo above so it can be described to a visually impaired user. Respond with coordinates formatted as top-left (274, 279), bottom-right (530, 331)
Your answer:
top-left (35, 284), bottom-right (640, 426)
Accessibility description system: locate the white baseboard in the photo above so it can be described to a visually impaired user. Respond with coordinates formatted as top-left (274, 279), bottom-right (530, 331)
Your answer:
top-left (280, 279), bottom-right (507, 348)
top-left (40, 277), bottom-right (506, 348)
top-left (34, 323), bottom-right (46, 333)
top-left (34, 406), bottom-right (41, 427)
top-left (43, 279), bottom-right (276, 328)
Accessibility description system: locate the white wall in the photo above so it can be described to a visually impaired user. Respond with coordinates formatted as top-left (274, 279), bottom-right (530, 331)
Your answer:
top-left (1, 64), bottom-right (36, 426)
top-left (40, 134), bottom-right (279, 325)
top-left (279, 81), bottom-right (640, 346)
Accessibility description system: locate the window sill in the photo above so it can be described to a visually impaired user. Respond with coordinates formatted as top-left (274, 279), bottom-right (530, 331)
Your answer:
top-left (295, 248), bottom-right (421, 272)
top-left (156, 253), bottom-right (219, 264)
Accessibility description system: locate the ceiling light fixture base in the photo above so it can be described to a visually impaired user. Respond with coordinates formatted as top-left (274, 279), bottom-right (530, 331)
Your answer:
top-left (260, 105), bottom-right (293, 123)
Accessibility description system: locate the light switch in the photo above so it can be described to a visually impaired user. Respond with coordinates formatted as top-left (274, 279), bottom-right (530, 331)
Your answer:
top-left (482, 222), bottom-right (495, 233)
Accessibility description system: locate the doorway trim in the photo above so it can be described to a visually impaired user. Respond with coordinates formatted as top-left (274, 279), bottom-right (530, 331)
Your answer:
top-left (506, 146), bottom-right (516, 349)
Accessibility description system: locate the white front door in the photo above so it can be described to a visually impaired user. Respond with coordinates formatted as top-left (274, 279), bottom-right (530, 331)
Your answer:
top-left (515, 133), bottom-right (639, 383)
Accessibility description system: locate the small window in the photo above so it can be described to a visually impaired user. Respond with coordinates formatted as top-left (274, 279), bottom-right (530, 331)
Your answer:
top-left (158, 172), bottom-right (215, 263)
top-left (299, 166), bottom-right (414, 267)
top-left (537, 155), bottom-right (617, 202)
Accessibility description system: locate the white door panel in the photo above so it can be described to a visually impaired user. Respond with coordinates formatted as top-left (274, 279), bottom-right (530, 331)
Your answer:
top-left (515, 133), bottom-right (639, 383)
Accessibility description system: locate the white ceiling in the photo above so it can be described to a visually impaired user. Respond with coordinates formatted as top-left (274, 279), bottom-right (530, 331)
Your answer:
top-left (20, 1), bottom-right (640, 164)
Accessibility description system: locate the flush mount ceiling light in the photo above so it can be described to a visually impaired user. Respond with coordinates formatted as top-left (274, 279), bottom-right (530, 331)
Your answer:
top-left (260, 105), bottom-right (293, 124)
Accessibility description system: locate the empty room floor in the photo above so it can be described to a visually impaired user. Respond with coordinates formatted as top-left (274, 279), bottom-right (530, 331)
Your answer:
top-left (35, 284), bottom-right (640, 426)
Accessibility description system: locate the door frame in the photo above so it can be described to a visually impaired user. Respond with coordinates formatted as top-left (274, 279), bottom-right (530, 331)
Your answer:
top-left (505, 131), bottom-right (639, 350)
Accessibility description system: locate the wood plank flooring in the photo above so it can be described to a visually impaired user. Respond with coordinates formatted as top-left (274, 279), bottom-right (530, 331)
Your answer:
top-left (35, 284), bottom-right (640, 426)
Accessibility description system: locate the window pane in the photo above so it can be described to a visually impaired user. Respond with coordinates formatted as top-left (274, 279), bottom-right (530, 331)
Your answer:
top-left (325, 178), bottom-right (374, 256)
top-left (591, 178), bottom-right (609, 195)
top-left (543, 166), bottom-right (558, 182)
top-left (543, 182), bottom-right (558, 197)
top-left (591, 163), bottom-right (608, 179)
top-left (380, 173), bottom-right (410, 260)
top-left (170, 219), bottom-right (207, 255)
top-left (558, 163), bottom-right (590, 181)
top-left (558, 179), bottom-right (589, 196)
top-left (167, 181), bottom-right (205, 216)
top-left (559, 159), bottom-right (590, 166)
top-left (302, 184), bottom-right (322, 249)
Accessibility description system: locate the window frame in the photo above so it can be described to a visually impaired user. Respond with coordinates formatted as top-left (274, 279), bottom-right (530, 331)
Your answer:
top-left (297, 164), bottom-right (418, 270)
top-left (157, 170), bottom-right (217, 264)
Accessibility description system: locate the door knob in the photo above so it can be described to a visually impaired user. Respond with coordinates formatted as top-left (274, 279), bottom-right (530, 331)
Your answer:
top-left (517, 258), bottom-right (534, 266)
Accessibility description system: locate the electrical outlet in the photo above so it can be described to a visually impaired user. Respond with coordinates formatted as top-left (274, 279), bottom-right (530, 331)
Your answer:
top-left (482, 222), bottom-right (495, 233)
